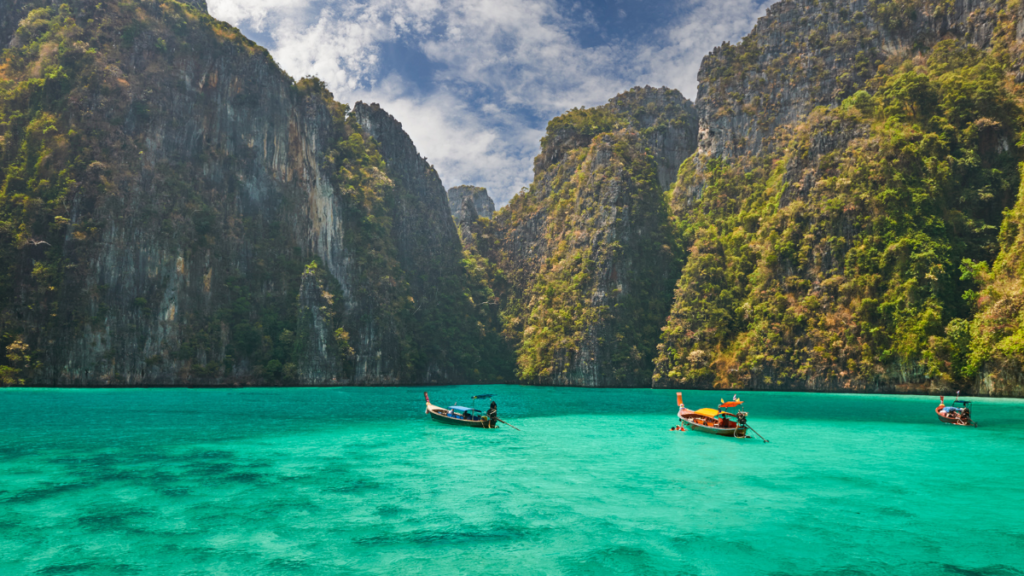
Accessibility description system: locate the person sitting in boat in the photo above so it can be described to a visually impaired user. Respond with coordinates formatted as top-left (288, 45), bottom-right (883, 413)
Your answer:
top-left (486, 401), bottom-right (498, 429)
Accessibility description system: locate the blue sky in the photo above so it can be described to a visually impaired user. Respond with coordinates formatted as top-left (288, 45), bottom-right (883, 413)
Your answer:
top-left (207, 0), bottom-right (771, 206)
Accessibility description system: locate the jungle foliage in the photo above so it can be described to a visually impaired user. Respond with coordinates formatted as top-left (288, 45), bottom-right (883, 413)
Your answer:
top-left (654, 41), bottom-right (1023, 389)
top-left (480, 92), bottom-right (686, 386)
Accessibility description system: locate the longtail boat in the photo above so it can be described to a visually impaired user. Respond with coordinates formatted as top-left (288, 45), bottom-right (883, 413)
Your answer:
top-left (424, 392), bottom-right (497, 428)
top-left (936, 394), bottom-right (976, 427)
top-left (673, 392), bottom-right (749, 438)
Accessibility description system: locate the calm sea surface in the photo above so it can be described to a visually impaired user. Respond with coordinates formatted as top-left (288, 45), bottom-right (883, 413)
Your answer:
top-left (1, 387), bottom-right (1022, 575)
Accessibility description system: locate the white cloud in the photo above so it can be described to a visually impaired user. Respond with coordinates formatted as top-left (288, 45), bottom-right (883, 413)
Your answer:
top-left (347, 75), bottom-right (543, 200)
top-left (206, 0), bottom-right (770, 206)
top-left (208, 0), bottom-right (314, 32)
top-left (636, 0), bottom-right (773, 99)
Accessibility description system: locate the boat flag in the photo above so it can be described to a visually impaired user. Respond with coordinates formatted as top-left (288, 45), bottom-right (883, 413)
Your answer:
top-left (718, 395), bottom-right (744, 409)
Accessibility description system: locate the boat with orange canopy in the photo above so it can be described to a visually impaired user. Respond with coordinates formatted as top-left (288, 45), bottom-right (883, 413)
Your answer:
top-left (673, 393), bottom-right (750, 438)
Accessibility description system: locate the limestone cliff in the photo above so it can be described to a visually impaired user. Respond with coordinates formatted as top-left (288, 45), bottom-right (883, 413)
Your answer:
top-left (472, 86), bottom-right (697, 386)
top-left (448, 185), bottom-right (494, 224)
top-left (655, 0), bottom-right (1024, 396)
top-left (0, 0), bottom-right (502, 386)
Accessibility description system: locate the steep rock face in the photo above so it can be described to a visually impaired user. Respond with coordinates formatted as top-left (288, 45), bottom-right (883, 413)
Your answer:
top-left (350, 102), bottom-right (511, 382)
top-left (473, 86), bottom-right (697, 386)
top-left (352, 102), bottom-right (463, 272)
top-left (656, 0), bottom-right (1024, 395)
top-left (605, 88), bottom-right (698, 191)
top-left (0, 0), bottom-right (500, 386)
top-left (448, 185), bottom-right (494, 223)
top-left (296, 264), bottom-right (347, 383)
top-left (694, 0), bottom-right (1012, 161)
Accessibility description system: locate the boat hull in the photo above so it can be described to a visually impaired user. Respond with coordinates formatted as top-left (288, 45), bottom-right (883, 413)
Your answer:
top-left (428, 408), bottom-right (495, 428)
top-left (681, 416), bottom-right (748, 438)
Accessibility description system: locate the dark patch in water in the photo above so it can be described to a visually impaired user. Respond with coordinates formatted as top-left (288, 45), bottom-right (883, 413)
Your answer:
top-left (354, 522), bottom-right (533, 547)
top-left (324, 479), bottom-right (382, 494)
top-left (266, 557), bottom-right (311, 572)
top-left (876, 506), bottom-right (914, 518)
top-left (376, 505), bottom-right (408, 517)
top-left (159, 486), bottom-right (191, 497)
top-left (224, 472), bottom-right (267, 485)
top-left (942, 564), bottom-right (1024, 575)
top-left (3, 481), bottom-right (90, 504)
top-left (670, 533), bottom-right (757, 555)
top-left (77, 507), bottom-right (151, 531)
top-left (558, 545), bottom-right (666, 576)
top-left (35, 562), bottom-right (98, 575)
top-left (185, 462), bottom-right (234, 477)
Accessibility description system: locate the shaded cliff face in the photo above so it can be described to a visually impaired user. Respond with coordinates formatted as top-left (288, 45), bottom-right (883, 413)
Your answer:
top-left (472, 86), bottom-right (696, 386)
top-left (656, 0), bottom-right (1024, 395)
top-left (966, 175), bottom-right (1024, 398)
top-left (0, 0), bottom-right (503, 386)
top-left (350, 102), bottom-right (512, 382)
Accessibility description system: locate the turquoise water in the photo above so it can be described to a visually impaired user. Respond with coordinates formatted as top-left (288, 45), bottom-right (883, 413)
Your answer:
top-left (1, 387), bottom-right (1022, 575)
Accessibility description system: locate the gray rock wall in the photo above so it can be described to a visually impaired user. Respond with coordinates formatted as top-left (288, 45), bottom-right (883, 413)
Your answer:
top-left (11, 1), bottom-right (471, 386)
top-left (448, 186), bottom-right (495, 223)
top-left (694, 0), bottom-right (1011, 160)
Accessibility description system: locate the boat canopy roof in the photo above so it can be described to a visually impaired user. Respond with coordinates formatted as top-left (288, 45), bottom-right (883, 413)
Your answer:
top-left (448, 406), bottom-right (472, 411)
top-left (694, 408), bottom-right (720, 418)
top-left (953, 399), bottom-right (972, 406)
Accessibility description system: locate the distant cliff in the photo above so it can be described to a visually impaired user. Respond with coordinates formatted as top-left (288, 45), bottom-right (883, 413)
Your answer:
top-left (0, 0), bottom-right (507, 386)
top-left (448, 185), bottom-right (494, 223)
top-left (469, 87), bottom-right (697, 386)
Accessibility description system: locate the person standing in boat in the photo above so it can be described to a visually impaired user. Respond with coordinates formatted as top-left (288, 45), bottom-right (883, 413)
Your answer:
top-left (486, 401), bottom-right (498, 429)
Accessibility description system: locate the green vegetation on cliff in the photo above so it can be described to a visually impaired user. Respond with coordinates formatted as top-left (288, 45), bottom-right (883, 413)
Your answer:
top-left (965, 161), bottom-right (1024, 395)
top-left (470, 88), bottom-right (695, 386)
top-left (655, 40), bottom-right (1022, 390)
top-left (514, 133), bottom-right (679, 383)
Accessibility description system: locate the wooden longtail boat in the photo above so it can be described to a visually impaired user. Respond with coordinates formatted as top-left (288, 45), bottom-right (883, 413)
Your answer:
top-left (936, 395), bottom-right (976, 427)
top-left (674, 392), bottom-right (749, 438)
top-left (425, 393), bottom-right (497, 428)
